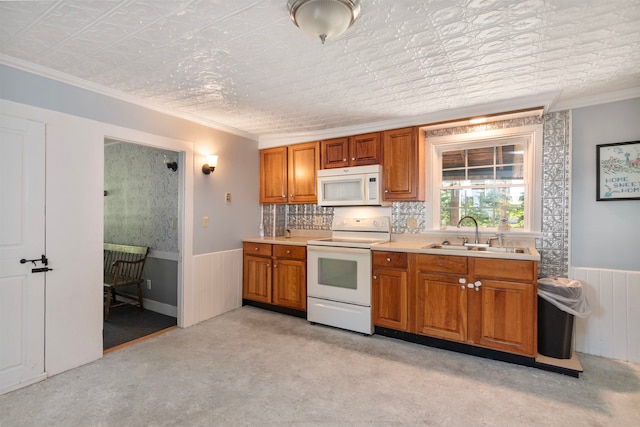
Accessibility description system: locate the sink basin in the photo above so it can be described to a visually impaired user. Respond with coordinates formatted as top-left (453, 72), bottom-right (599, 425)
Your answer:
top-left (475, 247), bottom-right (529, 254)
top-left (423, 244), bottom-right (470, 250)
top-left (423, 243), bottom-right (529, 254)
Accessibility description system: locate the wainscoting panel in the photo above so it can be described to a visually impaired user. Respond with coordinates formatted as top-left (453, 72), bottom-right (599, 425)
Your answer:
top-left (193, 249), bottom-right (243, 324)
top-left (571, 267), bottom-right (640, 363)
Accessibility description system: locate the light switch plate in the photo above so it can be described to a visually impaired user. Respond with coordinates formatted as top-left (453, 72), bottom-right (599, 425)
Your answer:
top-left (407, 217), bottom-right (418, 228)
top-left (203, 216), bottom-right (209, 228)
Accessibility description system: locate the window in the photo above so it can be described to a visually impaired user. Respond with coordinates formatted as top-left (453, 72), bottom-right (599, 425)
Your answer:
top-left (427, 125), bottom-right (542, 232)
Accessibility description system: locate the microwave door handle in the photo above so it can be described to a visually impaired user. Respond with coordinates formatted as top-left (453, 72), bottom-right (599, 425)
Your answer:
top-left (363, 175), bottom-right (369, 202)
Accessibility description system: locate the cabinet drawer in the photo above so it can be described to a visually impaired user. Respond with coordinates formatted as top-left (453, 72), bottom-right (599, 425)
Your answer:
top-left (474, 258), bottom-right (535, 281)
top-left (273, 244), bottom-right (306, 260)
top-left (243, 242), bottom-right (272, 257)
top-left (416, 254), bottom-right (467, 275)
top-left (372, 251), bottom-right (407, 269)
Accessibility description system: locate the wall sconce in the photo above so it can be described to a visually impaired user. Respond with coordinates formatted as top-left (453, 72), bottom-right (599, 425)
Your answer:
top-left (202, 155), bottom-right (218, 175)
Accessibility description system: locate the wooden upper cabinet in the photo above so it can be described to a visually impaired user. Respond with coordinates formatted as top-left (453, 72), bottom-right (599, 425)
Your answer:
top-left (260, 142), bottom-right (319, 204)
top-left (382, 127), bottom-right (425, 201)
top-left (349, 132), bottom-right (382, 166)
top-left (260, 146), bottom-right (288, 204)
top-left (321, 137), bottom-right (349, 169)
top-left (287, 141), bottom-right (319, 204)
top-left (321, 132), bottom-right (381, 169)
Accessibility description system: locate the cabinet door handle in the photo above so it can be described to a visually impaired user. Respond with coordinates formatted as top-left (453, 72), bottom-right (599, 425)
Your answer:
top-left (373, 275), bottom-right (377, 280)
top-left (343, 158), bottom-right (347, 161)
top-left (351, 157), bottom-right (355, 161)
top-left (458, 278), bottom-right (466, 284)
top-left (384, 189), bottom-right (389, 193)
top-left (286, 250), bottom-right (291, 254)
top-left (255, 247), bottom-right (259, 251)
top-left (274, 264), bottom-right (278, 268)
top-left (474, 281), bottom-right (482, 292)
top-left (386, 257), bottom-right (391, 262)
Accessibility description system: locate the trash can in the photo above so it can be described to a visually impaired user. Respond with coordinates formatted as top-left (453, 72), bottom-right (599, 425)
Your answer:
top-left (537, 277), bottom-right (590, 359)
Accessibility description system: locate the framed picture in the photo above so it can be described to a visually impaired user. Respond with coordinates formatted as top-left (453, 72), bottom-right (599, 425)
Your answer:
top-left (596, 140), bottom-right (640, 201)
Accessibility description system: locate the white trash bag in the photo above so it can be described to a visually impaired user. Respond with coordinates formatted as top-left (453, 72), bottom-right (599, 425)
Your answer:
top-left (537, 277), bottom-right (591, 318)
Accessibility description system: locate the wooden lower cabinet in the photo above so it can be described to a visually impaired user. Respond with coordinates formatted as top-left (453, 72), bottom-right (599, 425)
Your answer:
top-left (243, 242), bottom-right (306, 311)
top-left (469, 257), bottom-right (537, 356)
top-left (415, 272), bottom-right (467, 342)
top-left (467, 278), bottom-right (535, 356)
top-left (372, 252), bottom-right (409, 331)
top-left (409, 253), bottom-right (536, 357)
top-left (243, 254), bottom-right (272, 303)
top-left (273, 258), bottom-right (306, 310)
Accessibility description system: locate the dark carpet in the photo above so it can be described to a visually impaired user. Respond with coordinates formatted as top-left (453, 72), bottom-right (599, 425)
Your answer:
top-left (103, 304), bottom-right (177, 350)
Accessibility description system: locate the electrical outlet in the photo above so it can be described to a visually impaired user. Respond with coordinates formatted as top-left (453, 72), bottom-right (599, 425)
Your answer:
top-left (314, 216), bottom-right (323, 226)
top-left (225, 192), bottom-right (231, 203)
top-left (407, 217), bottom-right (418, 228)
top-left (202, 216), bottom-right (209, 228)
top-left (146, 279), bottom-right (151, 290)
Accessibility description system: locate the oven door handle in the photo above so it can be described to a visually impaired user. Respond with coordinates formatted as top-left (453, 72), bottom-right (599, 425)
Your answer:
top-left (307, 245), bottom-right (371, 255)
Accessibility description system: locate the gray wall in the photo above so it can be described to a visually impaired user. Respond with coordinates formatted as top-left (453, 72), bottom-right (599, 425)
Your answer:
top-left (571, 98), bottom-right (640, 271)
top-left (1, 64), bottom-right (260, 255)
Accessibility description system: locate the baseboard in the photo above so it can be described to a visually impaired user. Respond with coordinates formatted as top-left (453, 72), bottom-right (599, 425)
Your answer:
top-left (142, 299), bottom-right (177, 318)
top-left (114, 294), bottom-right (177, 318)
top-left (0, 373), bottom-right (47, 396)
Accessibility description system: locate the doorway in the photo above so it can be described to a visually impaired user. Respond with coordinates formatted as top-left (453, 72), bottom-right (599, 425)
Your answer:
top-left (103, 139), bottom-right (179, 350)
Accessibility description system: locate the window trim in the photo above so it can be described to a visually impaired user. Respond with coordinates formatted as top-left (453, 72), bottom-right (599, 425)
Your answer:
top-left (426, 124), bottom-right (543, 233)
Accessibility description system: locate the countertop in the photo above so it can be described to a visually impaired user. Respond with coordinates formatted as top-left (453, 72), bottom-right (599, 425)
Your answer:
top-left (372, 240), bottom-right (540, 261)
top-left (242, 235), bottom-right (540, 261)
top-left (243, 236), bottom-right (313, 246)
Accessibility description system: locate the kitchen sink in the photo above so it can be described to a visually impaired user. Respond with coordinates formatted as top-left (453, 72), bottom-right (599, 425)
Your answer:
top-left (475, 247), bottom-right (529, 254)
top-left (423, 243), bottom-right (529, 254)
top-left (423, 244), bottom-right (470, 250)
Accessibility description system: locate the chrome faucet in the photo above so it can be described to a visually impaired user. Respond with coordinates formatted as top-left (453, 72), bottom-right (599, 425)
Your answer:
top-left (457, 215), bottom-right (479, 245)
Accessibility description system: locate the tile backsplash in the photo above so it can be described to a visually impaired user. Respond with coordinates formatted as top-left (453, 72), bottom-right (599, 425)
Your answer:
top-left (261, 111), bottom-right (571, 279)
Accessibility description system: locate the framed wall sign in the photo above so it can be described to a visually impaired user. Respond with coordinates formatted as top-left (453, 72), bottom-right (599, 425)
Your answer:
top-left (596, 140), bottom-right (640, 201)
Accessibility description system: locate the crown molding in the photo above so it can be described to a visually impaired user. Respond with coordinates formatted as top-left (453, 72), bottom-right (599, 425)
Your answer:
top-left (258, 92), bottom-right (559, 148)
top-left (0, 54), bottom-right (258, 141)
top-left (548, 87), bottom-right (640, 112)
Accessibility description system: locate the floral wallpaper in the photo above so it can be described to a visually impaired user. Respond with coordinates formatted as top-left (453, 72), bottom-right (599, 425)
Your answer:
top-left (104, 141), bottom-right (179, 252)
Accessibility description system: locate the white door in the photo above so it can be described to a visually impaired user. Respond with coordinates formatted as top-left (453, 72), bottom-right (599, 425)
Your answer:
top-left (0, 115), bottom-right (46, 394)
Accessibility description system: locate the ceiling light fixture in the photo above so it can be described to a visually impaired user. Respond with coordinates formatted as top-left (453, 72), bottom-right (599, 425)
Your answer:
top-left (469, 117), bottom-right (488, 124)
top-left (288, 0), bottom-right (361, 44)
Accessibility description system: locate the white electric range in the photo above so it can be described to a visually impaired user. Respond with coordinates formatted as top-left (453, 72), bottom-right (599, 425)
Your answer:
top-left (306, 216), bottom-right (391, 334)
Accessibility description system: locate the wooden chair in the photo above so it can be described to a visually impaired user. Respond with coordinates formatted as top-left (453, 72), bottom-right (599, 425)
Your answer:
top-left (103, 243), bottom-right (149, 321)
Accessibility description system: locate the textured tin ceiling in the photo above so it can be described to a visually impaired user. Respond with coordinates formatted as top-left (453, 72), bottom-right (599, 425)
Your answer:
top-left (1, 0), bottom-right (639, 140)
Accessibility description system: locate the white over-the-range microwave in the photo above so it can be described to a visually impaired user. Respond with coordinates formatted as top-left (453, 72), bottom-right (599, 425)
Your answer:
top-left (317, 164), bottom-right (390, 206)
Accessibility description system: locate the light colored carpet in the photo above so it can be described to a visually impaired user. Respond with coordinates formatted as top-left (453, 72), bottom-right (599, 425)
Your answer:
top-left (1, 306), bottom-right (639, 426)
